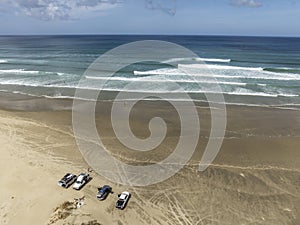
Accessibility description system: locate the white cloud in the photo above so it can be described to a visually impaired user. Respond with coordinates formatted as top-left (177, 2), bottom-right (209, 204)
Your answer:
top-left (7, 0), bottom-right (121, 20)
top-left (230, 0), bottom-right (263, 8)
top-left (2, 0), bottom-right (178, 20)
top-left (145, 0), bottom-right (176, 15)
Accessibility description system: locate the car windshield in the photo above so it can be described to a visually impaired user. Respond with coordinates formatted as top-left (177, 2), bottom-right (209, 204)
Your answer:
top-left (62, 176), bottom-right (69, 180)
top-left (117, 200), bottom-right (124, 205)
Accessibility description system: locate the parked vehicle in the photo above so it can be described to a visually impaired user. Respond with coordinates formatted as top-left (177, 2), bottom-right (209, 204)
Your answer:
top-left (57, 173), bottom-right (77, 188)
top-left (116, 191), bottom-right (130, 210)
top-left (73, 173), bottom-right (90, 190)
top-left (97, 185), bottom-right (112, 201)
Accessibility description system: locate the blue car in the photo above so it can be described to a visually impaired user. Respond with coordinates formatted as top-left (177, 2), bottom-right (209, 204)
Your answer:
top-left (97, 185), bottom-right (112, 201)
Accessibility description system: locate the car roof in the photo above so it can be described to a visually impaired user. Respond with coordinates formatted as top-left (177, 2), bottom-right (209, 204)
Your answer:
top-left (119, 192), bottom-right (129, 200)
top-left (77, 175), bottom-right (86, 182)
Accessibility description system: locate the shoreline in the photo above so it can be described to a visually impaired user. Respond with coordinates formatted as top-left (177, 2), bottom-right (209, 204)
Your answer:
top-left (0, 90), bottom-right (299, 112)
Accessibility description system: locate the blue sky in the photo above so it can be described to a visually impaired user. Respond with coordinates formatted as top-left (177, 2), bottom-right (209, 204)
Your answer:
top-left (0, 0), bottom-right (299, 36)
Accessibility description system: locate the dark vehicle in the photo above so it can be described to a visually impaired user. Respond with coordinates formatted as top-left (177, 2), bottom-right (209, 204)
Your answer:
top-left (116, 191), bottom-right (130, 210)
top-left (57, 173), bottom-right (77, 188)
top-left (96, 185), bottom-right (112, 201)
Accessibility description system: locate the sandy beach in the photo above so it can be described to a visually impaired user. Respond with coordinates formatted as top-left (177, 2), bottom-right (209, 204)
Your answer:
top-left (0, 0), bottom-right (299, 223)
top-left (0, 93), bottom-right (299, 225)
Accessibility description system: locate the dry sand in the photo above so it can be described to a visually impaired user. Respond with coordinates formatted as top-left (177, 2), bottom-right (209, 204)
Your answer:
top-left (0, 98), bottom-right (299, 225)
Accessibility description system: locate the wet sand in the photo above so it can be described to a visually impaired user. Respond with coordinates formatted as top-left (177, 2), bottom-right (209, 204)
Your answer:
top-left (0, 93), bottom-right (299, 225)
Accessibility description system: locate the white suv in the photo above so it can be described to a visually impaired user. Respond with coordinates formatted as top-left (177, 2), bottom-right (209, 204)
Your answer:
top-left (73, 173), bottom-right (90, 190)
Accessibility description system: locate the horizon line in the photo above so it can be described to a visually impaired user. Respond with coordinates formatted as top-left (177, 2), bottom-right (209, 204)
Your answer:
top-left (0, 33), bottom-right (299, 38)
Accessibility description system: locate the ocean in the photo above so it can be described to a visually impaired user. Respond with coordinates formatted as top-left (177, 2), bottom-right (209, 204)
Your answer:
top-left (0, 35), bottom-right (299, 109)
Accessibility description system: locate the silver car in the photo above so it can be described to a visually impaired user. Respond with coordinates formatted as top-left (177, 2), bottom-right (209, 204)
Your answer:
top-left (57, 173), bottom-right (77, 188)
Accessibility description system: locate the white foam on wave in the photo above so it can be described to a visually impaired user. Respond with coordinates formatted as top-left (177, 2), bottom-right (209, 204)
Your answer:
top-left (85, 76), bottom-right (247, 86)
top-left (278, 94), bottom-right (299, 97)
top-left (6, 58), bottom-right (49, 65)
top-left (0, 69), bottom-right (40, 74)
top-left (0, 79), bottom-right (289, 98)
top-left (134, 68), bottom-right (300, 81)
top-left (0, 60), bottom-right (8, 63)
top-left (179, 63), bottom-right (264, 71)
top-left (0, 89), bottom-right (90, 102)
top-left (134, 68), bottom-right (177, 76)
top-left (2, 77), bottom-right (298, 99)
top-left (227, 91), bottom-right (278, 97)
top-left (0, 69), bottom-right (73, 77)
top-left (1, 88), bottom-right (299, 111)
top-left (195, 58), bottom-right (231, 63)
top-left (228, 92), bottom-right (299, 98)
top-left (0, 80), bottom-right (298, 105)
top-left (84, 76), bottom-right (299, 97)
top-left (0, 79), bottom-right (42, 87)
top-left (163, 57), bottom-right (231, 63)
